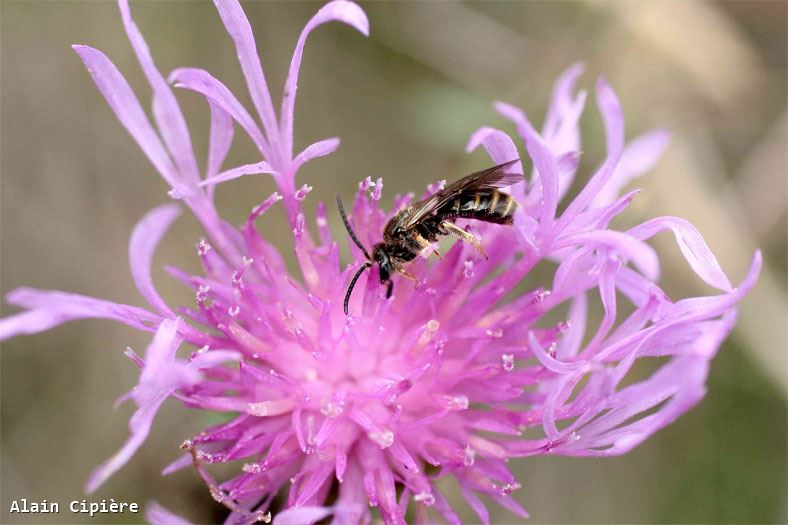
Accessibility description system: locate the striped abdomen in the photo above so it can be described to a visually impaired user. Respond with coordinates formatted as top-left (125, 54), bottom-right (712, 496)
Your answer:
top-left (441, 190), bottom-right (518, 225)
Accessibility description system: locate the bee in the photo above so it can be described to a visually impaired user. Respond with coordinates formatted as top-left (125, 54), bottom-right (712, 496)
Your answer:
top-left (337, 159), bottom-right (522, 314)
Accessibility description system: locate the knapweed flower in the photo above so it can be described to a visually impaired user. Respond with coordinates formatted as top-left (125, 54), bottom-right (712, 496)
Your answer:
top-left (0, 1), bottom-right (760, 524)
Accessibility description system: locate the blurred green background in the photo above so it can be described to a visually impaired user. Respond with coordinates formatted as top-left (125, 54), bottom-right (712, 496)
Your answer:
top-left (1, 1), bottom-right (785, 524)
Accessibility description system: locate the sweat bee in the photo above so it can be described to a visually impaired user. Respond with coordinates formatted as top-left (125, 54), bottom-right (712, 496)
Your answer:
top-left (337, 159), bottom-right (522, 314)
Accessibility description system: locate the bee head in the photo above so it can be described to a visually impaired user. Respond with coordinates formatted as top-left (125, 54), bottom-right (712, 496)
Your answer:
top-left (336, 195), bottom-right (394, 313)
top-left (372, 244), bottom-right (392, 283)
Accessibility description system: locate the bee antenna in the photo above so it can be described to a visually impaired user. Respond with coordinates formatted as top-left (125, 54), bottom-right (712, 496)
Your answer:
top-left (336, 195), bottom-right (371, 260)
top-left (344, 262), bottom-right (372, 315)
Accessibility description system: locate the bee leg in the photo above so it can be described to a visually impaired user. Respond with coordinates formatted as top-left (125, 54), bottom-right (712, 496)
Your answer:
top-left (442, 221), bottom-right (488, 259)
top-left (414, 233), bottom-right (441, 260)
top-left (397, 268), bottom-right (418, 281)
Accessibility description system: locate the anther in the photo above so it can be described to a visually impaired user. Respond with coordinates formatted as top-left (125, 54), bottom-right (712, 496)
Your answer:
top-left (242, 463), bottom-right (263, 474)
top-left (359, 176), bottom-right (374, 191)
top-left (368, 430), bottom-right (394, 449)
top-left (499, 482), bottom-right (521, 496)
top-left (371, 178), bottom-right (383, 201)
top-left (231, 270), bottom-right (243, 287)
top-left (197, 239), bottom-right (211, 256)
top-left (196, 285), bottom-right (210, 303)
top-left (445, 394), bottom-right (469, 411)
top-left (294, 184), bottom-right (313, 201)
top-left (463, 260), bottom-right (475, 279)
top-left (414, 491), bottom-right (436, 506)
top-left (209, 487), bottom-right (225, 503)
top-left (463, 445), bottom-right (476, 467)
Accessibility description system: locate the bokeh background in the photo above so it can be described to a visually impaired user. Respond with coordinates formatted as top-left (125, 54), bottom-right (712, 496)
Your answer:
top-left (2, 1), bottom-right (785, 524)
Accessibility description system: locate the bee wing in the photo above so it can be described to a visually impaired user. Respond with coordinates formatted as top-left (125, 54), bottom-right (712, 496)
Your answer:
top-left (399, 159), bottom-right (522, 230)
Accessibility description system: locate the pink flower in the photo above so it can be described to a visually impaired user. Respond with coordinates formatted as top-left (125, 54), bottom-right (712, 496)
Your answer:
top-left (0, 1), bottom-right (759, 524)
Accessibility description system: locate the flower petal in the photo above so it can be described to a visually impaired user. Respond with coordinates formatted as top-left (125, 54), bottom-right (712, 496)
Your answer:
top-left (86, 320), bottom-right (183, 493)
top-left (212, 0), bottom-right (279, 144)
top-left (553, 229), bottom-right (660, 281)
top-left (552, 78), bottom-right (625, 236)
top-left (542, 62), bottom-right (586, 151)
top-left (138, 319), bottom-right (183, 389)
top-left (169, 67), bottom-right (267, 153)
top-left (199, 161), bottom-right (275, 188)
top-left (459, 484), bottom-right (490, 525)
top-left (118, 0), bottom-right (200, 187)
top-left (293, 137), bottom-right (341, 172)
top-left (280, 0), bottom-right (369, 159)
top-left (542, 63), bottom-right (587, 201)
top-left (664, 250), bottom-right (760, 321)
top-left (529, 332), bottom-right (585, 374)
top-left (71, 45), bottom-right (178, 188)
top-left (594, 129), bottom-right (670, 207)
top-left (333, 463), bottom-right (368, 524)
top-left (466, 127), bottom-right (525, 202)
top-left (85, 392), bottom-right (168, 493)
top-left (205, 100), bottom-right (235, 199)
top-left (130, 204), bottom-right (182, 317)
top-left (273, 506), bottom-right (333, 525)
top-left (187, 349), bottom-right (242, 370)
top-left (494, 102), bottom-right (559, 236)
top-left (0, 288), bottom-right (160, 341)
top-left (294, 461), bottom-right (335, 506)
top-left (564, 355), bottom-right (708, 456)
top-left (145, 501), bottom-right (193, 525)
top-left (628, 216), bottom-right (732, 292)
top-left (557, 293), bottom-right (587, 359)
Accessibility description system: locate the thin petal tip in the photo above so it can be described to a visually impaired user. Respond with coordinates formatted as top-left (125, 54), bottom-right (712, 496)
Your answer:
top-left (465, 127), bottom-right (493, 153)
top-left (324, 0), bottom-right (370, 36)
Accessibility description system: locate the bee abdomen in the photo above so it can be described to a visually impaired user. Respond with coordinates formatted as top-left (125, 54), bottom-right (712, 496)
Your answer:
top-left (446, 190), bottom-right (517, 224)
